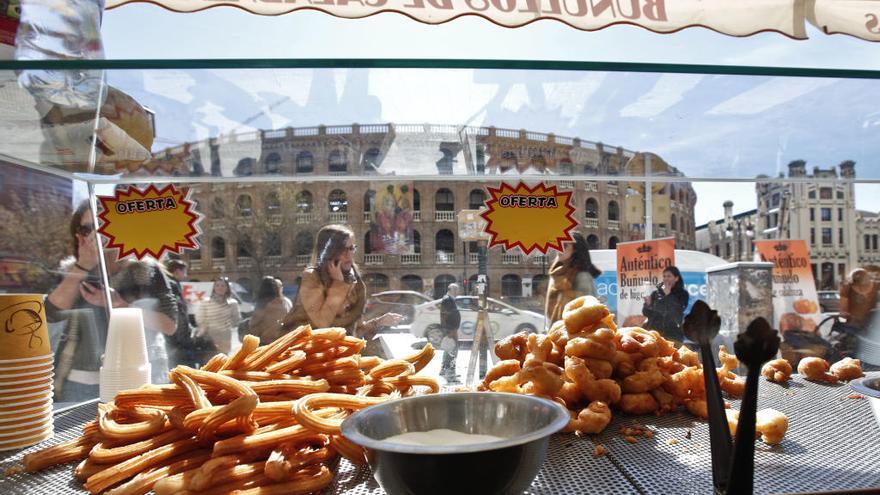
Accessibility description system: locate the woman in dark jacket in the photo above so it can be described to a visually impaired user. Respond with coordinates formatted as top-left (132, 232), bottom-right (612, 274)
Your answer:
top-left (642, 266), bottom-right (689, 343)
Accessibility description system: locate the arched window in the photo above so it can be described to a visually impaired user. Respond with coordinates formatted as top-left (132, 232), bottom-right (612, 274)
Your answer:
top-left (413, 189), bottom-right (421, 211)
top-left (501, 274), bottom-right (522, 297)
top-left (265, 192), bottom-right (280, 216)
top-left (671, 214), bottom-right (678, 232)
top-left (237, 236), bottom-right (253, 259)
top-left (211, 237), bottom-right (226, 259)
top-left (583, 163), bottom-right (597, 175)
top-left (586, 234), bottom-right (599, 249)
top-left (211, 197), bottom-right (225, 219)
top-left (435, 188), bottom-right (454, 211)
top-left (435, 229), bottom-right (455, 253)
top-left (235, 158), bottom-right (255, 176)
top-left (500, 151), bottom-right (517, 173)
top-left (329, 150), bottom-right (347, 173)
top-left (608, 201), bottom-right (620, 221)
top-left (559, 159), bottom-right (573, 176)
top-left (364, 273), bottom-right (389, 294)
top-left (294, 232), bottom-right (313, 256)
top-left (190, 161), bottom-right (204, 176)
top-left (476, 146), bottom-right (486, 174)
top-left (401, 275), bottom-right (424, 292)
top-left (328, 190), bottom-right (348, 212)
top-left (433, 275), bottom-right (456, 298)
top-left (437, 148), bottom-right (454, 175)
top-left (295, 151), bottom-right (314, 174)
top-left (264, 153), bottom-right (281, 174)
top-left (363, 232), bottom-right (373, 254)
top-left (609, 236), bottom-right (619, 249)
top-left (469, 189), bottom-right (487, 210)
top-left (413, 230), bottom-right (421, 254)
top-left (295, 191), bottom-right (313, 213)
top-left (265, 232), bottom-right (281, 256)
top-left (236, 195), bottom-right (253, 217)
top-left (669, 184), bottom-right (676, 199)
top-left (680, 217), bottom-right (687, 232)
top-left (363, 190), bottom-right (375, 213)
top-left (363, 148), bottom-right (381, 171)
top-left (679, 189), bottom-right (686, 203)
top-left (585, 198), bottom-right (598, 219)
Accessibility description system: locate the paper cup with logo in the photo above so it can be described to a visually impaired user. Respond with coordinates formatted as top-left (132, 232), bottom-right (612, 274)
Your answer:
top-left (0, 295), bottom-right (52, 361)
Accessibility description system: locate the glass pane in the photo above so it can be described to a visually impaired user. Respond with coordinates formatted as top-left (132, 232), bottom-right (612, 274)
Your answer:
top-left (3, 62), bottom-right (879, 413)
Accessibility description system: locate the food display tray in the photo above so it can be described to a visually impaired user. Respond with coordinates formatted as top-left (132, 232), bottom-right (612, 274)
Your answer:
top-left (1, 375), bottom-right (878, 495)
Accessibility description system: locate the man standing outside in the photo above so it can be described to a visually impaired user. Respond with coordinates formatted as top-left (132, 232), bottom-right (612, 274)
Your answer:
top-left (165, 259), bottom-right (199, 368)
top-left (439, 283), bottom-right (462, 383)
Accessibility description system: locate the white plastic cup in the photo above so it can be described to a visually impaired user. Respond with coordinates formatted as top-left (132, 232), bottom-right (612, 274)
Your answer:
top-left (103, 308), bottom-right (149, 369)
top-left (100, 308), bottom-right (151, 402)
top-left (99, 364), bottom-right (151, 402)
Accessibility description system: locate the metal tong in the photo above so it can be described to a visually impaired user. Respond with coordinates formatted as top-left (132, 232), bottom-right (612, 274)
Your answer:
top-left (683, 301), bottom-right (780, 495)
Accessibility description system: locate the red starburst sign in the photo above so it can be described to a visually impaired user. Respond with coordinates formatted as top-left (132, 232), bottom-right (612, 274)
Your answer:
top-left (97, 185), bottom-right (202, 260)
top-left (480, 182), bottom-right (577, 255)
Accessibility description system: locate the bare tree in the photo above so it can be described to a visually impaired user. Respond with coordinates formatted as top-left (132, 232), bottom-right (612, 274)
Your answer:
top-left (0, 191), bottom-right (71, 292)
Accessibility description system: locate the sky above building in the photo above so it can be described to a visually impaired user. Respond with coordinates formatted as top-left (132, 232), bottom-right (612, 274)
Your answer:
top-left (98, 4), bottom-right (880, 225)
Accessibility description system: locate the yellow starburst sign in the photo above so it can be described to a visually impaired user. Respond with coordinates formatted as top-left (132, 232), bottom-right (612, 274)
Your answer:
top-left (97, 185), bottom-right (202, 260)
top-left (480, 182), bottom-right (577, 255)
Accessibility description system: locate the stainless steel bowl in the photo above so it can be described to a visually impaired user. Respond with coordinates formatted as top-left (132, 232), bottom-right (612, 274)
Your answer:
top-left (340, 392), bottom-right (570, 495)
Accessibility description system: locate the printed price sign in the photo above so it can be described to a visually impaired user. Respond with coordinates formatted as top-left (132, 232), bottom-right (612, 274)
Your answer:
top-left (97, 185), bottom-right (202, 260)
top-left (480, 182), bottom-right (576, 255)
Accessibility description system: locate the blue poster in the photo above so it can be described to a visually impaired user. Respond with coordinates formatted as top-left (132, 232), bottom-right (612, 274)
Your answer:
top-left (595, 271), bottom-right (706, 316)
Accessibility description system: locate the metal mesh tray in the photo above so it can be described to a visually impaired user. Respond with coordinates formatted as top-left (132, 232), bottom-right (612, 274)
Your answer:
top-left (1, 376), bottom-right (878, 494)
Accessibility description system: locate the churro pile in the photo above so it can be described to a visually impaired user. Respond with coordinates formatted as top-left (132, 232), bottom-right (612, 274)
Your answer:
top-left (17, 326), bottom-right (438, 494)
top-left (481, 296), bottom-right (787, 441)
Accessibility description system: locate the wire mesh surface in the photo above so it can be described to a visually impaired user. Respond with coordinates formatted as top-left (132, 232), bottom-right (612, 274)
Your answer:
top-left (1, 376), bottom-right (878, 494)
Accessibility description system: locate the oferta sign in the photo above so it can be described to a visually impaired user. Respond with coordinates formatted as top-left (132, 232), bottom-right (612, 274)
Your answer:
top-left (480, 181), bottom-right (576, 256)
top-left (97, 185), bottom-right (202, 260)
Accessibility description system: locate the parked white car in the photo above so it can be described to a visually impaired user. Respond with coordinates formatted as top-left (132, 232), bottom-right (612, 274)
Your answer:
top-left (410, 296), bottom-right (545, 345)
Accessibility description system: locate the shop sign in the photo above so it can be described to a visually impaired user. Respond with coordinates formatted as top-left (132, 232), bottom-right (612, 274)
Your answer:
top-left (615, 237), bottom-right (675, 326)
top-left (97, 185), bottom-right (202, 260)
top-left (754, 239), bottom-right (821, 333)
top-left (480, 181), bottom-right (576, 256)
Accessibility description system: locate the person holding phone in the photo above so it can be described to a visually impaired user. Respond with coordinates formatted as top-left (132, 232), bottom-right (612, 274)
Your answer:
top-left (283, 225), bottom-right (403, 340)
top-left (641, 266), bottom-right (690, 343)
top-left (46, 200), bottom-right (179, 402)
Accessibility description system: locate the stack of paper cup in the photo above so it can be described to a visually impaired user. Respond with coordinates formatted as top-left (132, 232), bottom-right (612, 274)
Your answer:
top-left (0, 294), bottom-right (55, 451)
top-left (100, 307), bottom-right (151, 402)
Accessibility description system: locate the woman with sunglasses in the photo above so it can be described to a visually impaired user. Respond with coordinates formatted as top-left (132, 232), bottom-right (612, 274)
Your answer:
top-left (46, 201), bottom-right (179, 401)
top-left (194, 276), bottom-right (242, 355)
top-left (284, 224), bottom-right (403, 340)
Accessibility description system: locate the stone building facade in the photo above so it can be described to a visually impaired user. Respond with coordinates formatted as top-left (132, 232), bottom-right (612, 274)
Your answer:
top-left (146, 123), bottom-right (697, 302)
top-left (697, 160), bottom-right (875, 290)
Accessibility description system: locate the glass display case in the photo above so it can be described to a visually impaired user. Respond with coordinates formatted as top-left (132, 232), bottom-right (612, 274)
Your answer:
top-left (1, 59), bottom-right (879, 494)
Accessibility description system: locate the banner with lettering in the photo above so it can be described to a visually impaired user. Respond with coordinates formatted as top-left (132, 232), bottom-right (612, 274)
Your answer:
top-left (754, 239), bottom-right (821, 333)
top-left (615, 237), bottom-right (675, 327)
top-left (807, 0), bottom-right (880, 42)
top-left (106, 0), bottom-right (807, 39)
